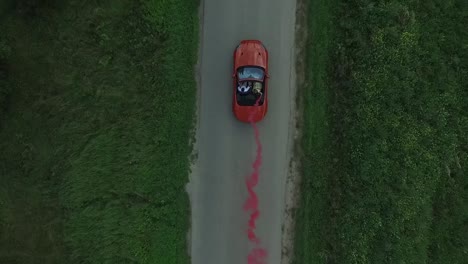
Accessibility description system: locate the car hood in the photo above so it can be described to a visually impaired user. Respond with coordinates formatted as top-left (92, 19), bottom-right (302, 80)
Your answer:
top-left (234, 42), bottom-right (267, 69)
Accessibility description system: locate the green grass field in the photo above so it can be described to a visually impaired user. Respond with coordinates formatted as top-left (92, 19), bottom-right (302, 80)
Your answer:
top-left (0, 0), bottom-right (198, 263)
top-left (294, 0), bottom-right (467, 263)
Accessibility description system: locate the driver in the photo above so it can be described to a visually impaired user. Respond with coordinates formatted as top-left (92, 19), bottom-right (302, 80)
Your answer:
top-left (238, 81), bottom-right (251, 94)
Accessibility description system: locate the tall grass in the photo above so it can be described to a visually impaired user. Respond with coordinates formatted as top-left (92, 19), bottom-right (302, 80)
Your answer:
top-left (294, 0), bottom-right (467, 263)
top-left (292, 0), bottom-right (335, 262)
top-left (0, 0), bottom-right (199, 263)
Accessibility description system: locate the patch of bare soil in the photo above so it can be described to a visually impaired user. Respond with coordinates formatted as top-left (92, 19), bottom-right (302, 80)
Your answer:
top-left (280, 0), bottom-right (308, 263)
top-left (185, 0), bottom-right (205, 259)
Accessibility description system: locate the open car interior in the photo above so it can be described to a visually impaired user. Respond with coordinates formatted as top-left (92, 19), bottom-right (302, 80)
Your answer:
top-left (236, 80), bottom-right (265, 106)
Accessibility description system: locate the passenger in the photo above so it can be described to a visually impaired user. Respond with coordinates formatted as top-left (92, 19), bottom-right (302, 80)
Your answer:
top-left (252, 82), bottom-right (262, 96)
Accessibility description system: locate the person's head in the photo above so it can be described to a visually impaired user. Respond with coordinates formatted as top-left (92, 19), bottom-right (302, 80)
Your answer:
top-left (253, 82), bottom-right (261, 92)
top-left (253, 87), bottom-right (261, 95)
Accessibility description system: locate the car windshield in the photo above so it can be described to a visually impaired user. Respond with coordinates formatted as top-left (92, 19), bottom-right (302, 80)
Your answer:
top-left (237, 66), bottom-right (265, 81)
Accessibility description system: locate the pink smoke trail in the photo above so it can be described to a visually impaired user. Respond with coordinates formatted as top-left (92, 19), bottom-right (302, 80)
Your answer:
top-left (244, 96), bottom-right (268, 264)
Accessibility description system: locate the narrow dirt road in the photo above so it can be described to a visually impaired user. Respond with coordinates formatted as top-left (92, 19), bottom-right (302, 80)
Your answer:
top-left (188, 0), bottom-right (297, 263)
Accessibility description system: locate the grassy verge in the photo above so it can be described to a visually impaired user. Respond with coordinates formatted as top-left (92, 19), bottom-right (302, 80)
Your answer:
top-left (294, 0), bottom-right (467, 263)
top-left (292, 0), bottom-right (335, 262)
top-left (0, 0), bottom-right (198, 263)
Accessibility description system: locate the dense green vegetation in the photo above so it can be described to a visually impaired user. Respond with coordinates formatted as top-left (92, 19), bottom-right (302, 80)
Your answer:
top-left (292, 0), bottom-right (334, 262)
top-left (294, 0), bottom-right (467, 263)
top-left (0, 0), bottom-right (198, 263)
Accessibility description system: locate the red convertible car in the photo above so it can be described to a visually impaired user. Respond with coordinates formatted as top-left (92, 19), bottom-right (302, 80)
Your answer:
top-left (232, 40), bottom-right (269, 123)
